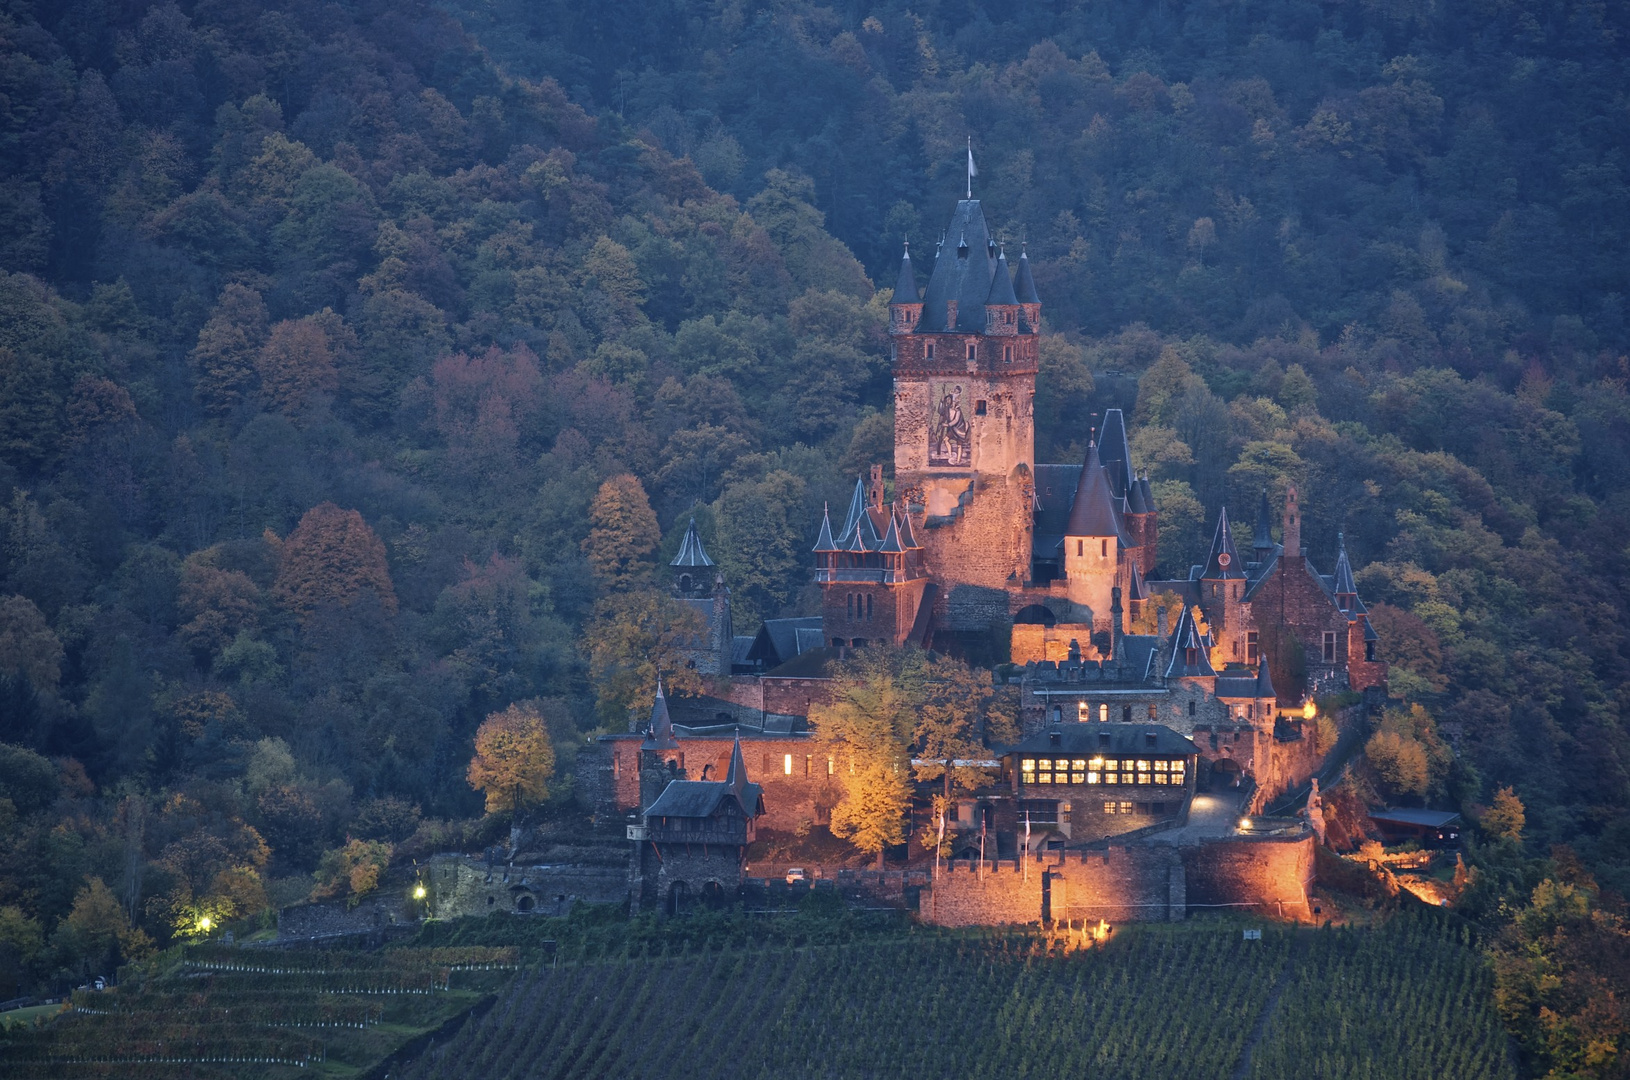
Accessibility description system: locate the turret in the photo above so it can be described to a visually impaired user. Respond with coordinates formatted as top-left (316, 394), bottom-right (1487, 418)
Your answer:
top-left (984, 247), bottom-right (1020, 344)
top-left (1284, 483), bottom-right (1302, 560)
top-left (1013, 243), bottom-right (1041, 332)
top-left (889, 240), bottom-right (921, 336)
top-left (671, 517), bottom-right (714, 596)
top-left (1333, 532), bottom-right (1357, 612)
top-left (1062, 441), bottom-right (1124, 633)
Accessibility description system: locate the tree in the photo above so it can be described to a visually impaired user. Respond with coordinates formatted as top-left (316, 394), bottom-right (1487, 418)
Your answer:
top-left (313, 839), bottom-right (392, 904)
top-left (1366, 729), bottom-right (1429, 797)
top-left (178, 554), bottom-right (262, 658)
top-left (53, 877), bottom-right (151, 974)
top-left (713, 469), bottom-right (808, 628)
top-left (811, 648), bottom-right (924, 868)
top-left (190, 283), bottom-right (268, 416)
top-left (913, 656), bottom-right (1009, 800)
top-left (584, 591), bottom-right (706, 726)
top-left (0, 595), bottom-right (62, 697)
top-left (1483, 786), bottom-right (1526, 843)
top-left (467, 701), bottom-right (557, 814)
top-left (256, 316), bottom-right (339, 414)
top-left (583, 474), bottom-right (659, 591)
top-left (272, 503), bottom-right (398, 621)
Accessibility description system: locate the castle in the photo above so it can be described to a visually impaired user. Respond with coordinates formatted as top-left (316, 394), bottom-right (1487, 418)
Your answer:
top-left (593, 194), bottom-right (1387, 920)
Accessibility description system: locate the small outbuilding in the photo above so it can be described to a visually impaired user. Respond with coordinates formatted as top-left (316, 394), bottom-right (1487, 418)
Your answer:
top-left (1368, 808), bottom-right (1461, 847)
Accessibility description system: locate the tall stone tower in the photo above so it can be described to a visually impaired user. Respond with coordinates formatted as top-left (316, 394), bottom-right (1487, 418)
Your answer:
top-left (889, 202), bottom-right (1039, 637)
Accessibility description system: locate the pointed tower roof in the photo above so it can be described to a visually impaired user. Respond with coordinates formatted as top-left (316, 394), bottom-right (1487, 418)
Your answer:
top-left (1097, 409), bottom-right (1136, 499)
top-left (1064, 442), bottom-right (1124, 539)
top-left (917, 200), bottom-right (998, 333)
top-left (1254, 659), bottom-right (1277, 702)
top-left (1253, 489), bottom-right (1274, 555)
top-left (1139, 476), bottom-right (1155, 512)
top-left (812, 504), bottom-right (839, 553)
top-left (1127, 559), bottom-right (1148, 602)
top-left (671, 518), bottom-right (715, 568)
top-left (890, 241), bottom-right (919, 304)
top-left (1126, 474), bottom-right (1150, 514)
top-left (642, 677), bottom-right (679, 751)
top-left (846, 526), bottom-right (871, 554)
top-left (985, 247), bottom-right (1019, 305)
top-left (1164, 606), bottom-right (1217, 678)
top-left (878, 513), bottom-right (906, 554)
top-left (1201, 507), bottom-right (1247, 580)
top-left (1014, 244), bottom-right (1040, 304)
top-left (1334, 532), bottom-right (1357, 601)
top-left (840, 475), bottom-right (866, 538)
top-left (897, 509), bottom-right (921, 549)
top-left (725, 731), bottom-right (748, 794)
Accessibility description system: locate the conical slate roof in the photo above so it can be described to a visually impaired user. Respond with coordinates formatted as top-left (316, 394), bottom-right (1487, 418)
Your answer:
top-left (878, 513), bottom-right (905, 554)
top-left (1202, 506), bottom-right (1247, 580)
top-left (1254, 660), bottom-right (1277, 701)
top-left (917, 201), bottom-right (998, 333)
top-left (812, 504), bottom-right (839, 553)
top-left (897, 510), bottom-right (921, 549)
top-left (1126, 473), bottom-right (1149, 514)
top-left (1334, 532), bottom-right (1357, 597)
top-left (671, 518), bottom-right (714, 568)
top-left (1164, 605), bottom-right (1217, 678)
top-left (1014, 245), bottom-right (1040, 304)
top-left (840, 476), bottom-right (866, 538)
top-left (890, 242), bottom-right (919, 304)
top-left (1064, 442), bottom-right (1123, 539)
top-left (1127, 559), bottom-right (1148, 602)
top-left (642, 677), bottom-right (679, 751)
top-left (725, 731), bottom-right (748, 794)
top-left (985, 248), bottom-right (1018, 305)
top-left (1098, 409), bottom-right (1136, 499)
top-left (1253, 489), bottom-right (1274, 554)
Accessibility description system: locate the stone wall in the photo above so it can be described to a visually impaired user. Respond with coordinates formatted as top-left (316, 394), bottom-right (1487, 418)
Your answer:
top-left (822, 577), bottom-right (929, 647)
top-left (277, 894), bottom-right (413, 941)
top-left (1245, 554), bottom-right (1357, 697)
top-left (423, 855), bottom-right (627, 919)
top-left (602, 733), bottom-right (833, 832)
top-left (1182, 832), bottom-right (1315, 919)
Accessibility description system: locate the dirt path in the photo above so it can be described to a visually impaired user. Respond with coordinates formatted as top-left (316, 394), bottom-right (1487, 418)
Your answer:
top-left (1229, 932), bottom-right (1306, 1080)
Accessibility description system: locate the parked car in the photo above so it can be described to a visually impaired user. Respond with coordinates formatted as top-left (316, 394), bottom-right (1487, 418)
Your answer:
top-left (785, 868), bottom-right (808, 885)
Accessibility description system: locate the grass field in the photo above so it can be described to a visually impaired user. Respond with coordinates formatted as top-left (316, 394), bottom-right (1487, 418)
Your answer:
top-left (398, 913), bottom-right (1517, 1080)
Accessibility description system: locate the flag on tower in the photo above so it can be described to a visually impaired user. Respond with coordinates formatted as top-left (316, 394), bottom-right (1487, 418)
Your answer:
top-left (966, 137), bottom-right (977, 198)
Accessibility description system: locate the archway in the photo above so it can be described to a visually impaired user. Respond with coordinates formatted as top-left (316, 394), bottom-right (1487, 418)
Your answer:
top-left (1208, 757), bottom-right (1244, 791)
top-left (701, 881), bottom-right (726, 908)
top-left (1014, 604), bottom-right (1058, 627)
top-left (514, 892), bottom-right (535, 912)
top-left (667, 881), bottom-right (688, 916)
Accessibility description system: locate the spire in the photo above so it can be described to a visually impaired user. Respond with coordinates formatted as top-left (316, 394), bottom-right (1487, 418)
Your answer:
top-left (1253, 489), bottom-right (1274, 559)
top-left (671, 518), bottom-right (715, 568)
top-left (1164, 605), bottom-right (1217, 678)
top-left (878, 512), bottom-right (906, 554)
top-left (725, 730), bottom-right (748, 795)
top-left (840, 475), bottom-right (866, 539)
top-left (985, 247), bottom-right (1018, 306)
top-left (1097, 409), bottom-right (1135, 499)
top-left (642, 677), bottom-right (679, 751)
top-left (812, 503), bottom-right (839, 553)
top-left (1202, 506), bottom-right (1247, 580)
top-left (1334, 531), bottom-right (1357, 602)
top-left (1064, 442), bottom-right (1123, 539)
top-left (897, 509), bottom-right (921, 549)
top-left (918, 200), bottom-right (997, 333)
top-left (890, 241), bottom-right (919, 304)
top-left (1255, 658), bottom-right (1277, 702)
top-left (1014, 244), bottom-right (1040, 304)
top-left (1127, 559), bottom-right (1148, 602)
top-left (1126, 474), bottom-right (1149, 514)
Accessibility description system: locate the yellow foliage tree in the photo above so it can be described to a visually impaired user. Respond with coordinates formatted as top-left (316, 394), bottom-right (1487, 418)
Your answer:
top-left (1483, 785), bottom-right (1526, 842)
top-left (583, 473), bottom-right (659, 590)
top-left (313, 839), bottom-right (393, 906)
top-left (467, 701), bottom-right (557, 814)
top-left (271, 502), bottom-right (398, 621)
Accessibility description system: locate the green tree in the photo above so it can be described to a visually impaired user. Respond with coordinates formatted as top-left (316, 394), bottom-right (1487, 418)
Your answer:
top-left (190, 283), bottom-right (268, 416)
top-left (713, 469), bottom-right (808, 628)
top-left (0, 595), bottom-right (62, 699)
top-left (584, 591), bottom-right (706, 726)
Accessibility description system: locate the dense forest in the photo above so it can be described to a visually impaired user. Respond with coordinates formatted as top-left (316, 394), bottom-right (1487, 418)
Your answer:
top-left (0, 0), bottom-right (1627, 1072)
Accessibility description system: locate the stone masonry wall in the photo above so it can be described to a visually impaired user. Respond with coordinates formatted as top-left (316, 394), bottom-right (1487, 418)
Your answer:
top-left (603, 734), bottom-right (833, 832)
top-left (423, 855), bottom-right (627, 919)
top-left (1182, 833), bottom-right (1314, 919)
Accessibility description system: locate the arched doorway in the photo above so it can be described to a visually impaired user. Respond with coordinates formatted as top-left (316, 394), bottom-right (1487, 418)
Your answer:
top-left (667, 881), bottom-right (689, 916)
top-left (1014, 604), bottom-right (1058, 627)
top-left (1209, 757), bottom-right (1244, 790)
top-left (701, 881), bottom-right (726, 908)
top-left (514, 892), bottom-right (535, 912)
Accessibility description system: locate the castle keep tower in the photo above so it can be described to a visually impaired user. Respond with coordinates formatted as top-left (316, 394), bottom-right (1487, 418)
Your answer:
top-left (890, 202), bottom-right (1039, 635)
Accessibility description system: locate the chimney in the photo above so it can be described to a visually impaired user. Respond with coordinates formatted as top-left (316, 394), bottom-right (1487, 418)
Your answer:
top-left (868, 464), bottom-right (885, 511)
top-left (1284, 483), bottom-right (1301, 559)
top-left (1111, 585), bottom-right (1124, 645)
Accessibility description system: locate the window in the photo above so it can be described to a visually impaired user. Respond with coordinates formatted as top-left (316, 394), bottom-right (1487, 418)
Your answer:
top-left (1074, 701), bottom-right (1087, 722)
top-left (805, 754), bottom-right (812, 777)
top-left (846, 594), bottom-right (853, 618)
top-left (1034, 757), bottom-right (1054, 784)
top-left (1098, 703), bottom-right (1108, 723)
top-left (1147, 704), bottom-right (1158, 720)
top-left (1003, 344), bottom-right (1013, 362)
top-left (1070, 758), bottom-right (1086, 784)
top-left (1021, 757), bottom-right (1036, 780)
top-left (1247, 631), bottom-right (1259, 664)
top-left (1123, 705), bottom-right (1132, 722)
top-left (827, 757), bottom-right (835, 776)
top-left (1100, 539), bottom-right (1108, 558)
top-left (924, 342), bottom-right (934, 360)
top-left (966, 342), bottom-right (976, 360)
top-left (784, 754), bottom-right (793, 776)
top-left (866, 594), bottom-right (873, 620)
top-left (975, 399), bottom-right (987, 416)
top-left (1322, 631), bottom-right (1338, 663)
top-left (1232, 640), bottom-right (1240, 658)
top-left (1188, 700), bottom-right (1196, 717)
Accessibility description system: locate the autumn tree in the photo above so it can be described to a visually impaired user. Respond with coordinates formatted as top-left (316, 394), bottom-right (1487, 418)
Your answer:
top-left (256, 315), bottom-right (339, 414)
top-left (811, 647), bottom-right (924, 868)
top-left (467, 701), bottom-right (557, 814)
top-left (272, 503), bottom-right (398, 621)
top-left (53, 877), bottom-right (152, 974)
top-left (177, 552), bottom-right (262, 658)
top-left (1483, 786), bottom-right (1526, 843)
top-left (913, 656), bottom-right (1014, 800)
top-left (584, 474), bottom-right (660, 592)
top-left (190, 283), bottom-right (268, 416)
top-left (585, 592), bottom-right (706, 726)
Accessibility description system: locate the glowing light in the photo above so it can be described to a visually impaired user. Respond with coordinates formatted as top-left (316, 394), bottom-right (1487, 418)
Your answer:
top-left (198, 916), bottom-right (213, 933)
top-left (1239, 818), bottom-right (1252, 831)
top-left (413, 884), bottom-right (427, 900)
top-left (1302, 700), bottom-right (1317, 720)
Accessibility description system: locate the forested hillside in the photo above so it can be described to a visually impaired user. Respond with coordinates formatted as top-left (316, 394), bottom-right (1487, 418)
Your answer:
top-left (0, 1), bottom-right (1628, 1071)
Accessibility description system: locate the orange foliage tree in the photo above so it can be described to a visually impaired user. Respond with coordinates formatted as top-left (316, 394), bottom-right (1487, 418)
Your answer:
top-left (271, 503), bottom-right (398, 621)
top-left (467, 701), bottom-right (557, 814)
top-left (255, 315), bottom-right (338, 413)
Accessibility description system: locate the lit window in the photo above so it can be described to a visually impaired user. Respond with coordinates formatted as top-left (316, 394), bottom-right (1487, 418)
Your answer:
top-left (805, 754), bottom-right (812, 777)
top-left (1154, 760), bottom-right (1170, 772)
top-left (1147, 704), bottom-right (1157, 720)
top-left (1103, 771), bottom-right (1118, 785)
top-left (1104, 801), bottom-right (1117, 814)
top-left (827, 757), bottom-right (835, 776)
top-left (784, 754), bottom-right (793, 775)
top-left (1077, 701), bottom-right (1089, 721)
top-left (1086, 771), bottom-right (1100, 784)
top-left (1071, 758), bottom-right (1087, 784)
top-left (1021, 758), bottom-right (1036, 774)
top-left (1119, 801), bottom-right (1133, 814)
top-left (1136, 760), bottom-right (1151, 772)
top-left (1098, 703), bottom-right (1108, 723)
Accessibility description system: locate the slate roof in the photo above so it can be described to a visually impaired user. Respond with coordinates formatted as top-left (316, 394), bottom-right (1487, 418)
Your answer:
top-left (643, 777), bottom-right (764, 820)
top-left (986, 249), bottom-right (1018, 305)
top-left (840, 477), bottom-right (866, 538)
top-left (1097, 409), bottom-right (1136, 500)
top-left (1333, 532), bottom-right (1357, 597)
top-left (812, 504), bottom-right (838, 553)
top-left (1215, 662), bottom-right (1275, 700)
top-left (1164, 605), bottom-right (1217, 678)
top-left (1200, 506), bottom-right (1247, 580)
top-left (917, 200), bottom-right (998, 333)
top-left (1013, 245), bottom-right (1040, 304)
top-left (746, 616), bottom-right (824, 668)
top-left (1126, 474), bottom-right (1150, 514)
top-left (1003, 723), bottom-right (1201, 758)
top-left (1032, 463), bottom-right (1082, 558)
top-left (890, 242), bottom-right (919, 304)
top-left (642, 678), bottom-right (679, 751)
top-left (1127, 560), bottom-right (1148, 602)
top-left (1369, 808), bottom-right (1461, 828)
top-left (671, 518), bottom-right (714, 568)
top-left (1064, 442), bottom-right (1125, 539)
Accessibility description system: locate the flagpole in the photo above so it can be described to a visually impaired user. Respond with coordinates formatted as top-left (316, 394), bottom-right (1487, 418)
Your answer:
top-left (966, 135), bottom-right (973, 198)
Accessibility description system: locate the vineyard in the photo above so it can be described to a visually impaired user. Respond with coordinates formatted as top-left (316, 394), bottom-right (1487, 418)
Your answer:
top-left (397, 916), bottom-right (1518, 1080)
top-left (0, 944), bottom-right (516, 1079)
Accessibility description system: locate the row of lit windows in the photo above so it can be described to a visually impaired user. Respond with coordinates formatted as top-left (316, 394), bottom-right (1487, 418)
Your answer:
top-left (1049, 702), bottom-right (1198, 724)
top-left (1020, 757), bottom-right (1185, 786)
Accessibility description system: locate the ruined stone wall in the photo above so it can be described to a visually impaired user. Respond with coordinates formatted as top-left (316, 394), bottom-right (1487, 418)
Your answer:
top-left (423, 855), bottom-right (628, 919)
top-left (1182, 832), bottom-right (1314, 919)
top-left (277, 895), bottom-right (412, 941)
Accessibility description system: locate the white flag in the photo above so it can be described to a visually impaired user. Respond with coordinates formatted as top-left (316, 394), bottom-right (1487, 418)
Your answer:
top-left (966, 140), bottom-right (977, 197)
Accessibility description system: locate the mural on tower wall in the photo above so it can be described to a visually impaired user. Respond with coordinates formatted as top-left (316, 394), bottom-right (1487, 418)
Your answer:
top-left (929, 381), bottom-right (972, 467)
